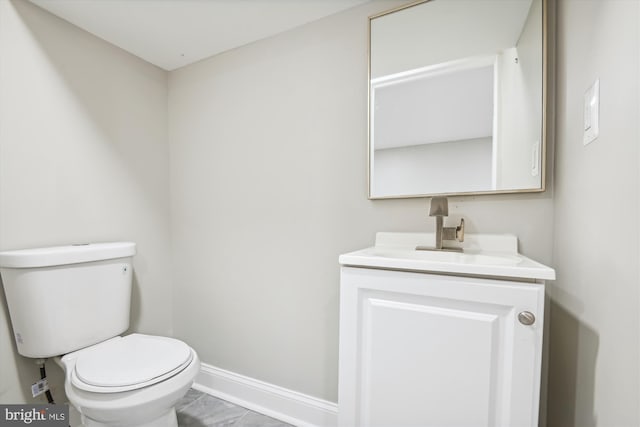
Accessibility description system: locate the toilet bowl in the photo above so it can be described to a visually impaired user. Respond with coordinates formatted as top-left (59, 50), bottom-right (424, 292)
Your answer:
top-left (57, 334), bottom-right (201, 427)
top-left (0, 242), bottom-right (200, 427)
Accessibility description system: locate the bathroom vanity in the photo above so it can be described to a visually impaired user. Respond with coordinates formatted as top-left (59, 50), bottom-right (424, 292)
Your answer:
top-left (337, 233), bottom-right (555, 427)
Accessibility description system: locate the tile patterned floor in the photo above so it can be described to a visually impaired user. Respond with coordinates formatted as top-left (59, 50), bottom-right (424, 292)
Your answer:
top-left (176, 389), bottom-right (294, 427)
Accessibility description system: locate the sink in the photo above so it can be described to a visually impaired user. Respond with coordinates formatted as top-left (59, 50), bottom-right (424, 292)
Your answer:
top-left (373, 248), bottom-right (522, 266)
top-left (339, 232), bottom-right (555, 281)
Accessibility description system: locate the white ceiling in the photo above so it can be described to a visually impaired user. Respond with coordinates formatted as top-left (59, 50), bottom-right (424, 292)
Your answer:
top-left (29, 0), bottom-right (371, 71)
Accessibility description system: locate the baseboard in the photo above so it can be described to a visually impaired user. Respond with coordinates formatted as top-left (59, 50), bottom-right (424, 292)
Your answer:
top-left (193, 363), bottom-right (338, 427)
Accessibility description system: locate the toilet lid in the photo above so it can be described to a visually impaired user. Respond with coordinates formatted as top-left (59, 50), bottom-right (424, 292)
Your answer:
top-left (73, 334), bottom-right (193, 392)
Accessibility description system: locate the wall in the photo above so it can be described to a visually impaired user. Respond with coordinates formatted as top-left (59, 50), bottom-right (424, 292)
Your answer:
top-left (548, 1), bottom-right (640, 426)
top-left (169, 0), bottom-right (554, 403)
top-left (497, 0), bottom-right (543, 190)
top-left (0, 0), bottom-right (171, 404)
top-left (373, 138), bottom-right (493, 196)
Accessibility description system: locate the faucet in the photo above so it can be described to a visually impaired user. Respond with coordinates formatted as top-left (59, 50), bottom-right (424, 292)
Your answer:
top-left (420, 197), bottom-right (465, 251)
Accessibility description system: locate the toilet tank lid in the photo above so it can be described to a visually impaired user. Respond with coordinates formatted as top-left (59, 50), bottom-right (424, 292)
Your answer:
top-left (0, 242), bottom-right (136, 268)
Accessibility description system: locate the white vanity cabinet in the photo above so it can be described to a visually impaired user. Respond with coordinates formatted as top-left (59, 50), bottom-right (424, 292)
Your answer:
top-left (337, 233), bottom-right (555, 427)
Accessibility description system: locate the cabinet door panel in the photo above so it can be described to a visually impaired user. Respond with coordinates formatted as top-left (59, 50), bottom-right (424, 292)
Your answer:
top-left (362, 297), bottom-right (500, 427)
top-left (338, 267), bottom-right (545, 427)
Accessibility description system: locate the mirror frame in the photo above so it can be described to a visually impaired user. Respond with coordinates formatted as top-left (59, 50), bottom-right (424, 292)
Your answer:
top-left (367, 0), bottom-right (548, 199)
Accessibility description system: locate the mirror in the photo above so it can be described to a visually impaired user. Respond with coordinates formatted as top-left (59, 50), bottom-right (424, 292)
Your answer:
top-left (369, 0), bottom-right (547, 199)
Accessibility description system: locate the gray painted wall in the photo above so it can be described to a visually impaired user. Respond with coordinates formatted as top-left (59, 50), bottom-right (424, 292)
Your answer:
top-left (0, 0), bottom-right (172, 403)
top-left (168, 0), bottom-right (554, 403)
top-left (548, 1), bottom-right (640, 426)
top-left (373, 138), bottom-right (493, 196)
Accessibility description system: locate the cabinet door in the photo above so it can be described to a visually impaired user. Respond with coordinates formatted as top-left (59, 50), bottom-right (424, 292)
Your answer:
top-left (338, 267), bottom-right (545, 427)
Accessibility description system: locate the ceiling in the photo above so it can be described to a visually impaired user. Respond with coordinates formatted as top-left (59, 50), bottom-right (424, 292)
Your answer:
top-left (29, 0), bottom-right (371, 71)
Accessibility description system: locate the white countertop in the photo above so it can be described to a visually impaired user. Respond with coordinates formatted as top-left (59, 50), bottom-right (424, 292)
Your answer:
top-left (339, 232), bottom-right (555, 281)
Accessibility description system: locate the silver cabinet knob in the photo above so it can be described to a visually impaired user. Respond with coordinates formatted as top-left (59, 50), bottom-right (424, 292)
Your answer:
top-left (518, 311), bottom-right (536, 325)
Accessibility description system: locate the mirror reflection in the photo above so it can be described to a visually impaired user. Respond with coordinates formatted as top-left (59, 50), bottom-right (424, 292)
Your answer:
top-left (369, 0), bottom-right (545, 198)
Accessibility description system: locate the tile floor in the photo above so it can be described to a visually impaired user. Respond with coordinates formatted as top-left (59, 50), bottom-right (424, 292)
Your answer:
top-left (176, 388), bottom-right (294, 427)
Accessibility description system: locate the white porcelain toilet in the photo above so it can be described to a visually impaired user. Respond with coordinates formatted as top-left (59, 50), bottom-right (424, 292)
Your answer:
top-left (0, 242), bottom-right (200, 427)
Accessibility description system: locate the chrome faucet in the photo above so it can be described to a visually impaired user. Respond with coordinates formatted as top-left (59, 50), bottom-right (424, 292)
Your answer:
top-left (418, 197), bottom-right (465, 251)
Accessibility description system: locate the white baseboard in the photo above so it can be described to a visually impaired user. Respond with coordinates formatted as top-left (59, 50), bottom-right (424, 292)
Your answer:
top-left (193, 363), bottom-right (338, 427)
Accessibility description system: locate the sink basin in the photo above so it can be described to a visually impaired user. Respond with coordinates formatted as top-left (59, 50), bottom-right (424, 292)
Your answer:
top-left (339, 232), bottom-right (555, 281)
top-left (374, 248), bottom-right (522, 266)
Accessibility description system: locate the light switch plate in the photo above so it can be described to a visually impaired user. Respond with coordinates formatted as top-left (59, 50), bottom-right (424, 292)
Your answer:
top-left (583, 79), bottom-right (600, 145)
top-left (531, 141), bottom-right (540, 176)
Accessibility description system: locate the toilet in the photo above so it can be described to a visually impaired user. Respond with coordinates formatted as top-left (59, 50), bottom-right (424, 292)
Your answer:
top-left (0, 242), bottom-right (200, 427)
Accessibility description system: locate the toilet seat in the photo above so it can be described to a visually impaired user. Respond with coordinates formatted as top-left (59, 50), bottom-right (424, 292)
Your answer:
top-left (71, 334), bottom-right (193, 393)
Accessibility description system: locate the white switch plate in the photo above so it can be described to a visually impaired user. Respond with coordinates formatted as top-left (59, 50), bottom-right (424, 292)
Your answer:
top-left (583, 79), bottom-right (600, 145)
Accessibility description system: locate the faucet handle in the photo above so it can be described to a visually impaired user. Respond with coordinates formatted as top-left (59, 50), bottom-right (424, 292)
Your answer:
top-left (429, 197), bottom-right (448, 217)
top-left (456, 218), bottom-right (464, 242)
top-left (442, 217), bottom-right (465, 243)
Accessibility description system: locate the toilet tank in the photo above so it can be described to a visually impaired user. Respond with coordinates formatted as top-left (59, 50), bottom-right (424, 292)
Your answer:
top-left (0, 242), bottom-right (136, 358)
